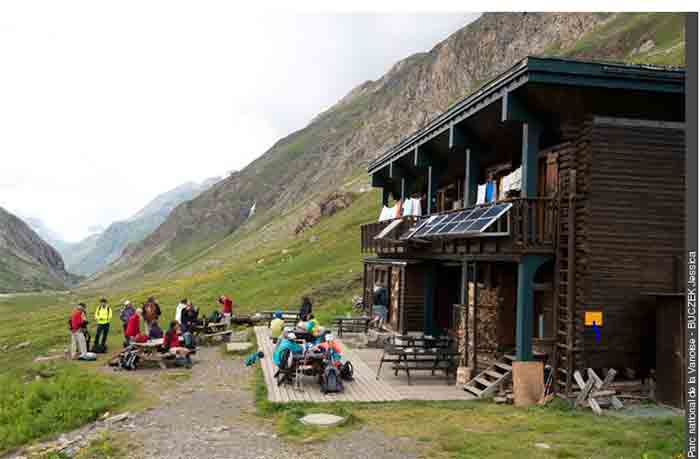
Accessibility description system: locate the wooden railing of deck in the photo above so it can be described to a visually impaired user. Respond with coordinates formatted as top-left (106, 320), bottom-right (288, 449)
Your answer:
top-left (509, 197), bottom-right (558, 251)
top-left (360, 198), bottom-right (558, 254)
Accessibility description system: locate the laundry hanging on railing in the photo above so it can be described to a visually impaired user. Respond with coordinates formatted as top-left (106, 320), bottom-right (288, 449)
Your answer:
top-left (476, 184), bottom-right (487, 205)
top-left (500, 167), bottom-right (522, 198)
top-left (401, 197), bottom-right (422, 217)
top-left (378, 206), bottom-right (394, 222)
top-left (485, 181), bottom-right (495, 202)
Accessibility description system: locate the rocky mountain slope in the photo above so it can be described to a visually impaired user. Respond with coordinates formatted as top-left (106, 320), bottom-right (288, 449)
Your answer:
top-left (0, 207), bottom-right (77, 293)
top-left (95, 12), bottom-right (686, 286)
top-left (65, 178), bottom-right (220, 277)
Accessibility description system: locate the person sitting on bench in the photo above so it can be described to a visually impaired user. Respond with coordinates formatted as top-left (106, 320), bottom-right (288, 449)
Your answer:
top-left (273, 331), bottom-right (303, 367)
top-left (312, 333), bottom-right (343, 368)
top-left (270, 311), bottom-right (285, 343)
top-left (161, 320), bottom-right (192, 367)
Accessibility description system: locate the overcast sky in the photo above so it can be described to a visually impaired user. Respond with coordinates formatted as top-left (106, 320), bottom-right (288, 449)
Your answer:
top-left (0, 2), bottom-right (479, 242)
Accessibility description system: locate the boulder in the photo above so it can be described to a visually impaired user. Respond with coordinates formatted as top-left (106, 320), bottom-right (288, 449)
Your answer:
top-left (226, 342), bottom-right (253, 353)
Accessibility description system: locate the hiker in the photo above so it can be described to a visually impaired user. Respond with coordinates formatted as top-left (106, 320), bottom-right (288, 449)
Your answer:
top-left (272, 331), bottom-right (303, 367)
top-left (218, 295), bottom-right (233, 326)
top-left (175, 298), bottom-right (188, 324)
top-left (269, 311), bottom-right (285, 343)
top-left (124, 308), bottom-right (143, 345)
top-left (119, 300), bottom-right (135, 347)
top-left (142, 296), bottom-right (161, 336)
top-left (148, 320), bottom-right (164, 339)
top-left (69, 303), bottom-right (88, 359)
top-left (299, 296), bottom-right (313, 321)
top-left (161, 320), bottom-right (192, 367)
top-left (93, 297), bottom-right (112, 353)
top-left (180, 302), bottom-right (199, 349)
top-left (313, 333), bottom-right (343, 368)
top-left (371, 282), bottom-right (388, 328)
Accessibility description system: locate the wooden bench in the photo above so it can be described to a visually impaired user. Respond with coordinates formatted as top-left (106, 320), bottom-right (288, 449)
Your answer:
top-left (260, 311), bottom-right (300, 327)
top-left (333, 316), bottom-right (371, 337)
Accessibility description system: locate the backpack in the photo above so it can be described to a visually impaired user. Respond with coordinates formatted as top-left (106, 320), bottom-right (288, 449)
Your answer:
top-left (143, 303), bottom-right (158, 321)
top-left (119, 350), bottom-right (140, 370)
top-left (208, 310), bottom-right (223, 323)
top-left (340, 361), bottom-right (354, 381)
top-left (135, 334), bottom-right (148, 343)
top-left (278, 348), bottom-right (294, 371)
top-left (320, 365), bottom-right (343, 394)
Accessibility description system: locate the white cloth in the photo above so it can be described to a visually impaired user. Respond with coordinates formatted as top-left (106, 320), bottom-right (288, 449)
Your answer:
top-left (379, 206), bottom-right (393, 222)
top-left (402, 199), bottom-right (414, 217)
top-left (476, 184), bottom-right (487, 205)
top-left (175, 302), bottom-right (186, 324)
top-left (508, 167), bottom-right (522, 192)
top-left (411, 198), bottom-right (422, 216)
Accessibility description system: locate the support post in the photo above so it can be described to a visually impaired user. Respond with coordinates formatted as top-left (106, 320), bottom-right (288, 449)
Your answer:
top-left (464, 148), bottom-right (479, 207)
top-left (427, 166), bottom-right (433, 216)
top-left (521, 123), bottom-right (541, 198)
top-left (382, 188), bottom-right (389, 207)
top-left (401, 178), bottom-right (406, 202)
top-left (516, 255), bottom-right (550, 361)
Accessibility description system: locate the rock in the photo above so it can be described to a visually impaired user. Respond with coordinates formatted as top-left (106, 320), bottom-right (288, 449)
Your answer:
top-left (300, 413), bottom-right (346, 427)
top-left (105, 412), bottom-right (130, 424)
top-left (534, 443), bottom-right (551, 449)
top-left (34, 354), bottom-right (63, 363)
top-left (282, 249), bottom-right (289, 255)
top-left (257, 258), bottom-right (265, 264)
top-left (226, 342), bottom-right (252, 353)
top-left (15, 341), bottom-right (31, 349)
top-left (309, 235), bottom-right (320, 243)
top-left (229, 331), bottom-right (249, 343)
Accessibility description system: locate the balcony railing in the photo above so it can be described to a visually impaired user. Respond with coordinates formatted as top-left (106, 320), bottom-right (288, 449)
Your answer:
top-left (360, 197), bottom-right (558, 254)
top-left (510, 197), bottom-right (559, 250)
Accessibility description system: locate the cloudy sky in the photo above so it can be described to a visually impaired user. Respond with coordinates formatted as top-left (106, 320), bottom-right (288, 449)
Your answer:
top-left (0, 2), bottom-right (478, 242)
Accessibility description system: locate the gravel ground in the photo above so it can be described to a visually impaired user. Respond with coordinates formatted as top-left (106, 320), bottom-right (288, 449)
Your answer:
top-left (105, 346), bottom-right (419, 459)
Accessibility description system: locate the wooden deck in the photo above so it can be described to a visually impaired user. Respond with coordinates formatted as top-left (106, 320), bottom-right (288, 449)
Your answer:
top-left (254, 327), bottom-right (475, 403)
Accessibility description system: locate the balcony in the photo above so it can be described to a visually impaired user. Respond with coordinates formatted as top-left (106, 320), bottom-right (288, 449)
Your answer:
top-left (360, 197), bottom-right (558, 255)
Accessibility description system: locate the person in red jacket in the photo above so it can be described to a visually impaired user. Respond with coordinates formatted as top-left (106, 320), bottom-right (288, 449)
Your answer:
top-left (161, 321), bottom-right (192, 367)
top-left (218, 295), bottom-right (233, 326)
top-left (69, 303), bottom-right (88, 359)
top-left (124, 308), bottom-right (142, 345)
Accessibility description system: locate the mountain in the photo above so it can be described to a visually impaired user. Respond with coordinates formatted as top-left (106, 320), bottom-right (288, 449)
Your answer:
top-left (93, 12), bottom-right (685, 287)
top-left (65, 178), bottom-right (220, 277)
top-left (21, 216), bottom-right (71, 255)
top-left (0, 207), bottom-right (77, 293)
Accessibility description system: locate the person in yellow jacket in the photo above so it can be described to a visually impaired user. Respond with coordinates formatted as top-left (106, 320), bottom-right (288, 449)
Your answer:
top-left (93, 297), bottom-right (112, 353)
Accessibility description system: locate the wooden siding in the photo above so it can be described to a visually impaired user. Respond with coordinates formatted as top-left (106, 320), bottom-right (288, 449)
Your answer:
top-left (578, 118), bottom-right (685, 369)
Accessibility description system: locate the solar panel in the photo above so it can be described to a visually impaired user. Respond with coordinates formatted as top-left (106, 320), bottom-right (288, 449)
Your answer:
top-left (407, 203), bottom-right (512, 239)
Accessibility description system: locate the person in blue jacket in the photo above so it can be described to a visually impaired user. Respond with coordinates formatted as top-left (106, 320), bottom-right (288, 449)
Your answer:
top-left (273, 332), bottom-right (303, 367)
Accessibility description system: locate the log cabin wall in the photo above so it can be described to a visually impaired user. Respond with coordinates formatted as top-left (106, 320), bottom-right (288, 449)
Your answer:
top-left (568, 117), bottom-right (686, 370)
top-left (402, 264), bottom-right (426, 333)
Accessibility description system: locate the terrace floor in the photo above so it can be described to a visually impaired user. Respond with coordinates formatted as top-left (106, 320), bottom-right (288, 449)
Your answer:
top-left (254, 327), bottom-right (475, 403)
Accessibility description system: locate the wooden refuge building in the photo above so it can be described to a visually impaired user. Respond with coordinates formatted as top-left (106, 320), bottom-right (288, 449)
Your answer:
top-left (360, 56), bottom-right (686, 397)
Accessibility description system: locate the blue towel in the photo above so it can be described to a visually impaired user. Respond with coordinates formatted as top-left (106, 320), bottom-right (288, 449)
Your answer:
top-left (485, 181), bottom-right (495, 202)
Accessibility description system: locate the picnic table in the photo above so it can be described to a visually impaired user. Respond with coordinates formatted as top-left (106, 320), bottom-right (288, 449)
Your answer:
top-left (376, 334), bottom-right (459, 385)
top-left (333, 316), bottom-right (371, 337)
top-left (131, 339), bottom-right (169, 368)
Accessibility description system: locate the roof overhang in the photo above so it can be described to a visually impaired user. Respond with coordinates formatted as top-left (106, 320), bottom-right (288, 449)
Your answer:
top-left (368, 56), bottom-right (686, 176)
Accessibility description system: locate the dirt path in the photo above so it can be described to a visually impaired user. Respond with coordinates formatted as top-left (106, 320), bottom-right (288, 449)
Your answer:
top-left (103, 346), bottom-right (418, 459)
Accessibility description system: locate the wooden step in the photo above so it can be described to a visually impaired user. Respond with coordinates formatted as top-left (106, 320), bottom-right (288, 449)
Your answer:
top-left (504, 354), bottom-right (516, 362)
top-left (475, 377), bottom-right (492, 387)
top-left (485, 370), bottom-right (504, 379)
top-left (495, 362), bottom-right (512, 371)
top-left (464, 385), bottom-right (483, 396)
